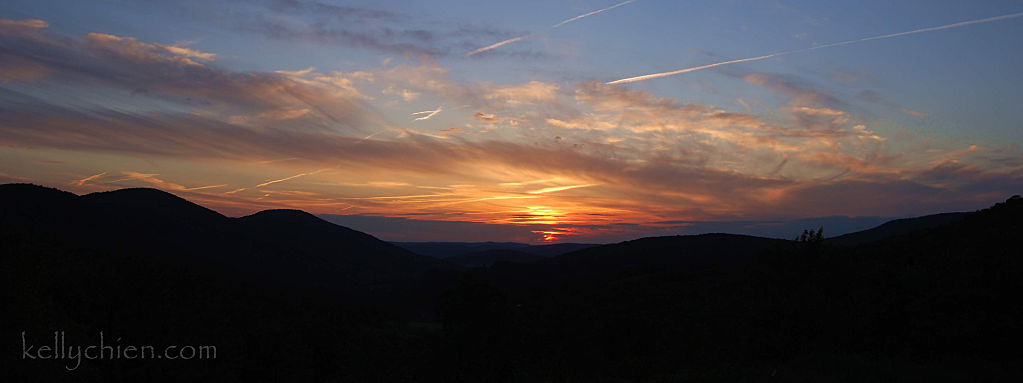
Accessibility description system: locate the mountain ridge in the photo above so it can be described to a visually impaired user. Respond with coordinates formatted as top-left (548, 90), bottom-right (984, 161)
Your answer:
top-left (1, 183), bottom-right (455, 292)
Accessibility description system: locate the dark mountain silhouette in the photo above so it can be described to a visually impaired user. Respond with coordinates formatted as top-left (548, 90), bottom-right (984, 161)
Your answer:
top-left (234, 209), bottom-right (452, 290)
top-left (826, 211), bottom-right (969, 245)
top-left (2, 184), bottom-right (453, 292)
top-left (4, 183), bottom-right (1020, 381)
top-left (82, 187), bottom-right (226, 224)
top-left (3, 183), bottom-right (463, 381)
top-left (0, 183), bottom-right (81, 232)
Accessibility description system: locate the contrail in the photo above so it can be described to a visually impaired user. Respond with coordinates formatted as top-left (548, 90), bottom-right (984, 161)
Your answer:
top-left (183, 184), bottom-right (228, 191)
top-left (72, 171), bottom-right (106, 186)
top-left (354, 130), bottom-right (385, 145)
top-left (607, 11), bottom-right (1023, 85)
top-left (467, 0), bottom-right (639, 56)
top-left (809, 11), bottom-right (1023, 50)
top-left (607, 54), bottom-right (781, 84)
top-left (551, 0), bottom-right (637, 29)
top-left (412, 106), bottom-right (443, 121)
top-left (467, 36), bottom-right (530, 56)
top-left (255, 170), bottom-right (323, 188)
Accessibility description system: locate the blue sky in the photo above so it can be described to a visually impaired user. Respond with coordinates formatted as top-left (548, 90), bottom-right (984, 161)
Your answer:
top-left (2, 1), bottom-right (1022, 242)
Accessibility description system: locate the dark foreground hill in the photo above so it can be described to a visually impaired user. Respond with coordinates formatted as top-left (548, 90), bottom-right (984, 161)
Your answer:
top-left (2, 184), bottom-right (459, 381)
top-left (2, 184), bottom-right (453, 291)
top-left (3, 183), bottom-right (1021, 381)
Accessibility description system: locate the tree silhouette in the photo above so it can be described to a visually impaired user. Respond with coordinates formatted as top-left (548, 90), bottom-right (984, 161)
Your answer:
top-left (796, 226), bottom-right (824, 243)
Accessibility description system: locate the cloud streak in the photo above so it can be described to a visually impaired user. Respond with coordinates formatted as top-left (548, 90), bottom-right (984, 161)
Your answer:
top-left (607, 11), bottom-right (1023, 84)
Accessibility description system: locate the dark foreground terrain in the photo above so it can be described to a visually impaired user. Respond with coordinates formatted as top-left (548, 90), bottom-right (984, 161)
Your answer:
top-left (3, 183), bottom-right (1021, 381)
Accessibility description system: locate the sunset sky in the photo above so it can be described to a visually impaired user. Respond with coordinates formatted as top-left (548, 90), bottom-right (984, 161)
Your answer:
top-left (2, 0), bottom-right (1022, 243)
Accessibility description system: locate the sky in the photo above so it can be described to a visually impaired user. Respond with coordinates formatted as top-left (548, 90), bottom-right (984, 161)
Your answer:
top-left (2, 0), bottom-right (1022, 243)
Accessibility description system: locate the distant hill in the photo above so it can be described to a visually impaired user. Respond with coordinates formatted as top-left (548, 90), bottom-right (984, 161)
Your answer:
top-left (518, 242), bottom-right (597, 257)
top-left (480, 233), bottom-right (786, 289)
top-left (445, 249), bottom-right (546, 268)
top-left (445, 242), bottom-right (599, 268)
top-left (391, 241), bottom-right (530, 258)
top-left (826, 211), bottom-right (970, 246)
top-left (393, 241), bottom-right (597, 259)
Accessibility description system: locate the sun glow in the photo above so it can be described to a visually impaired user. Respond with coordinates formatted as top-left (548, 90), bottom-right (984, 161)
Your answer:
top-left (531, 228), bottom-right (582, 242)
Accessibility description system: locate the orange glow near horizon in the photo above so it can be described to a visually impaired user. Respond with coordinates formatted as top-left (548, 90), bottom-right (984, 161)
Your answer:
top-left (532, 228), bottom-right (586, 242)
top-left (45, 162), bottom-right (664, 242)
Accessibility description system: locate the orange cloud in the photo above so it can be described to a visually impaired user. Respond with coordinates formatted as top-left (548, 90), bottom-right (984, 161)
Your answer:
top-left (486, 81), bottom-right (558, 105)
top-left (473, 112), bottom-right (500, 123)
top-left (902, 108), bottom-right (927, 117)
top-left (85, 33), bottom-right (215, 66)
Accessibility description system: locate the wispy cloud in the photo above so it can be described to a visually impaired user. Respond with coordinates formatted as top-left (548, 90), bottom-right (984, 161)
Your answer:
top-left (0, 20), bottom-right (374, 132)
top-left (212, 1), bottom-right (534, 58)
top-left (0, 18), bottom-right (48, 30)
top-left (528, 184), bottom-right (598, 194)
top-left (902, 108), bottom-right (927, 117)
top-left (120, 171), bottom-right (225, 191)
top-left (607, 11), bottom-right (1023, 84)
top-left (85, 32), bottom-right (216, 64)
